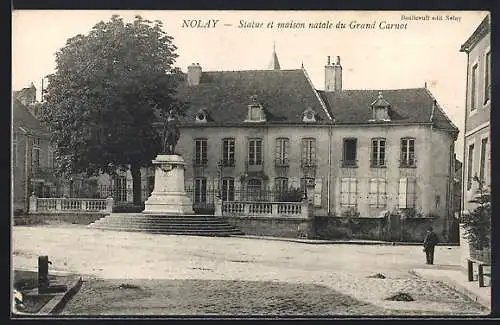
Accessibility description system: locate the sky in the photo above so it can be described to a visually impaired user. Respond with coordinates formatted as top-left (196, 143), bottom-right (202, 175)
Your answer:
top-left (12, 10), bottom-right (489, 160)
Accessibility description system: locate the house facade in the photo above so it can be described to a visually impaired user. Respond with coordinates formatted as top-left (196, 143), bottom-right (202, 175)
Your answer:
top-left (459, 14), bottom-right (491, 263)
top-left (164, 50), bottom-right (459, 236)
top-left (460, 14), bottom-right (491, 210)
top-left (12, 97), bottom-right (55, 212)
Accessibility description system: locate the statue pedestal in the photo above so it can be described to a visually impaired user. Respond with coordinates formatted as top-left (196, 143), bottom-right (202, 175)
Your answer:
top-left (143, 154), bottom-right (194, 215)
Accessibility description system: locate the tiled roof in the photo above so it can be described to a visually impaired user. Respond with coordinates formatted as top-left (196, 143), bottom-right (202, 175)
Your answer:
top-left (318, 88), bottom-right (458, 131)
top-left (175, 69), bottom-right (331, 124)
top-left (460, 15), bottom-right (490, 53)
top-left (12, 98), bottom-right (47, 136)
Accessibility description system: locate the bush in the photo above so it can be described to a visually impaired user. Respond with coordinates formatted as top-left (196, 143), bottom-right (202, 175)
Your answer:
top-left (112, 202), bottom-right (145, 213)
top-left (462, 176), bottom-right (491, 250)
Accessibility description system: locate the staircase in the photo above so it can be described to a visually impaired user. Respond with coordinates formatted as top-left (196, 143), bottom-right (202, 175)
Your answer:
top-left (88, 213), bottom-right (244, 237)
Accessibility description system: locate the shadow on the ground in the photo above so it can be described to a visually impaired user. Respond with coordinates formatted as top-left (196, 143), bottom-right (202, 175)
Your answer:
top-left (59, 278), bottom-right (471, 316)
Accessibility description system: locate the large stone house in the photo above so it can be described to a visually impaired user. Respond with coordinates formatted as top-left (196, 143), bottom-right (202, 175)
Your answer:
top-left (459, 14), bottom-right (491, 263)
top-left (129, 49), bottom-right (458, 234)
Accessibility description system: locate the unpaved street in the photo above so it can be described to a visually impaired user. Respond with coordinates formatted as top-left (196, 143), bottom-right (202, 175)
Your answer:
top-left (12, 225), bottom-right (487, 315)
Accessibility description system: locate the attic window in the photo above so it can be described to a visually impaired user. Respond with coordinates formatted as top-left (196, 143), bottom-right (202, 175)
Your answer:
top-left (370, 91), bottom-right (391, 122)
top-left (302, 108), bottom-right (317, 123)
top-left (195, 109), bottom-right (208, 123)
top-left (245, 95), bottom-right (266, 123)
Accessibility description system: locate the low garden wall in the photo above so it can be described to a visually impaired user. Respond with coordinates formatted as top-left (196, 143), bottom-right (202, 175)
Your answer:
top-left (223, 216), bottom-right (312, 238)
top-left (14, 212), bottom-right (106, 226)
top-left (314, 215), bottom-right (443, 242)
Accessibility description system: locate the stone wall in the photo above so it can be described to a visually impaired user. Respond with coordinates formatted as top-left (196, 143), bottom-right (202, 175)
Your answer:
top-left (314, 216), bottom-right (444, 242)
top-left (14, 212), bottom-right (106, 226)
top-left (223, 216), bottom-right (313, 238)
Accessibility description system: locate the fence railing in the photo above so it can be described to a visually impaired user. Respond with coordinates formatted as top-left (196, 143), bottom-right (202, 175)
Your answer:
top-left (218, 200), bottom-right (311, 219)
top-left (29, 195), bottom-right (113, 214)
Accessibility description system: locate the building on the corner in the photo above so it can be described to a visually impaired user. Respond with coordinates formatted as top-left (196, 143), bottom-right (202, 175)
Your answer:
top-left (12, 96), bottom-right (55, 212)
top-left (459, 14), bottom-right (491, 261)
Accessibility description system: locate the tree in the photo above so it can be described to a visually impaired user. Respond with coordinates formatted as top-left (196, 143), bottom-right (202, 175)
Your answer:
top-left (462, 176), bottom-right (491, 251)
top-left (40, 15), bottom-right (184, 205)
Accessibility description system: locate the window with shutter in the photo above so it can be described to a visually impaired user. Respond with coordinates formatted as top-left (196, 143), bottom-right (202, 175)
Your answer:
top-left (398, 178), bottom-right (408, 208)
top-left (314, 178), bottom-right (322, 207)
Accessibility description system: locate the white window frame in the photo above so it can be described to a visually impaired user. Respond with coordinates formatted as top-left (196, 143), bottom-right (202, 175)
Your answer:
top-left (470, 60), bottom-right (479, 114)
top-left (371, 138), bottom-right (386, 167)
top-left (275, 138), bottom-right (289, 165)
top-left (466, 142), bottom-right (475, 191)
top-left (340, 177), bottom-right (357, 207)
top-left (301, 138), bottom-right (316, 165)
top-left (479, 135), bottom-right (488, 183)
top-left (194, 177), bottom-right (207, 203)
top-left (400, 137), bottom-right (416, 167)
top-left (483, 48), bottom-right (491, 106)
top-left (221, 138), bottom-right (235, 166)
top-left (221, 177), bottom-right (235, 201)
top-left (398, 177), bottom-right (416, 209)
top-left (194, 138), bottom-right (208, 166)
top-left (369, 178), bottom-right (387, 208)
top-left (275, 177), bottom-right (289, 193)
top-left (248, 138), bottom-right (263, 166)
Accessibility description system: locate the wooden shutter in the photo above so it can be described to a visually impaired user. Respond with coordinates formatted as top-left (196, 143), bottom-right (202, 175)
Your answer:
top-left (349, 178), bottom-right (357, 206)
top-left (379, 179), bottom-right (387, 206)
top-left (398, 178), bottom-right (407, 208)
top-left (340, 178), bottom-right (350, 205)
top-left (369, 178), bottom-right (378, 206)
top-left (314, 178), bottom-right (322, 207)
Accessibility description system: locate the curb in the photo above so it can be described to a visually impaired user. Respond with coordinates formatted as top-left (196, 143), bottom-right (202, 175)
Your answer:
top-left (231, 235), bottom-right (459, 246)
top-left (37, 276), bottom-right (82, 315)
top-left (409, 269), bottom-right (491, 311)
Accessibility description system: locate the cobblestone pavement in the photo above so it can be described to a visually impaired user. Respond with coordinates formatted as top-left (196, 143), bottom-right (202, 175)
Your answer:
top-left (12, 225), bottom-right (488, 315)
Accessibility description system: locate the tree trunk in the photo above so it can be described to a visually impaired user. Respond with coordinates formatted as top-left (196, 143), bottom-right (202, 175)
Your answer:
top-left (130, 163), bottom-right (142, 206)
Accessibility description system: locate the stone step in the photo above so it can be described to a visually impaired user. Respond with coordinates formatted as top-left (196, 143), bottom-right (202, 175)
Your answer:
top-left (88, 213), bottom-right (243, 237)
top-left (90, 223), bottom-right (237, 230)
top-left (91, 226), bottom-right (243, 236)
top-left (99, 217), bottom-right (227, 224)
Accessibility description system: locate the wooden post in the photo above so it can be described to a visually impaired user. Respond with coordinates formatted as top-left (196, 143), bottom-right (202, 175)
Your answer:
top-left (478, 264), bottom-right (484, 287)
top-left (467, 259), bottom-right (474, 281)
top-left (29, 193), bottom-right (37, 213)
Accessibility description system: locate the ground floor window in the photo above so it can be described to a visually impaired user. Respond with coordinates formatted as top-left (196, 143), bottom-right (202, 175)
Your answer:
top-left (368, 178), bottom-right (387, 208)
top-left (398, 177), bottom-right (416, 208)
top-left (115, 176), bottom-right (127, 202)
top-left (222, 178), bottom-right (235, 201)
top-left (194, 178), bottom-right (207, 203)
top-left (340, 178), bottom-right (357, 207)
top-left (246, 178), bottom-right (263, 201)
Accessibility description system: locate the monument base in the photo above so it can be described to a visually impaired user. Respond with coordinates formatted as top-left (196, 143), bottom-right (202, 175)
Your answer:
top-left (143, 191), bottom-right (194, 214)
top-left (143, 154), bottom-right (194, 215)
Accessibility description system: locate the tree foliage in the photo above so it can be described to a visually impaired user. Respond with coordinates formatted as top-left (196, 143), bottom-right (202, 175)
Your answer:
top-left (462, 176), bottom-right (491, 249)
top-left (40, 15), bottom-right (184, 204)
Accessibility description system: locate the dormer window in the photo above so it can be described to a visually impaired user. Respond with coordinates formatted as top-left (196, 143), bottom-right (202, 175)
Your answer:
top-left (369, 91), bottom-right (391, 122)
top-left (302, 108), bottom-right (317, 123)
top-left (245, 95), bottom-right (266, 122)
top-left (194, 109), bottom-right (208, 123)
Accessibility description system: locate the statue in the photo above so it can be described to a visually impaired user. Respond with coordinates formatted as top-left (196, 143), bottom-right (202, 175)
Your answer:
top-left (161, 110), bottom-right (180, 154)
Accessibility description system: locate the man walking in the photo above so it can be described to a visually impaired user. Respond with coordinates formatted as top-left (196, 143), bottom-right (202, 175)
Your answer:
top-left (423, 226), bottom-right (439, 264)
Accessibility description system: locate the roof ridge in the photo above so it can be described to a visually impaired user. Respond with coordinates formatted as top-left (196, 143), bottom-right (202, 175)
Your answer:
top-left (202, 69), bottom-right (303, 73)
top-left (301, 68), bottom-right (333, 121)
top-left (423, 87), bottom-right (459, 132)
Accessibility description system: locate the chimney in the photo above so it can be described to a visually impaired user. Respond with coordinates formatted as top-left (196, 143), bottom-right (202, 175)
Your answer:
top-left (324, 56), bottom-right (335, 91)
top-left (334, 56), bottom-right (342, 91)
top-left (187, 63), bottom-right (202, 86)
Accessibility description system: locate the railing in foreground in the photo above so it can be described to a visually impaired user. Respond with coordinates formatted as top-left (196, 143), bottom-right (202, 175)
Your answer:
top-left (29, 194), bottom-right (113, 213)
top-left (218, 200), bottom-right (311, 219)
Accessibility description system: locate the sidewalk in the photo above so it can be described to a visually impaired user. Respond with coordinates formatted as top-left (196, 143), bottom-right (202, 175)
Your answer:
top-left (410, 267), bottom-right (491, 311)
top-left (233, 235), bottom-right (459, 246)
